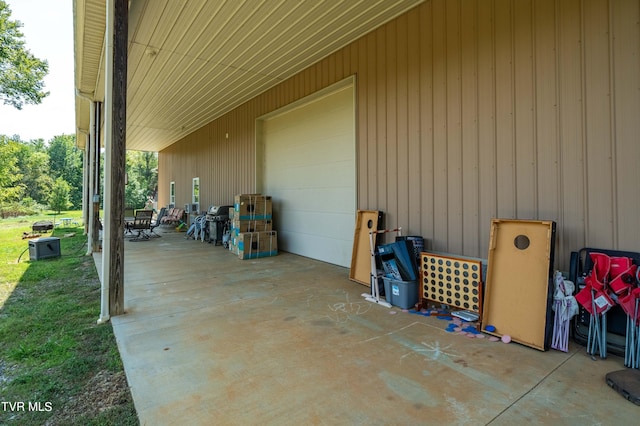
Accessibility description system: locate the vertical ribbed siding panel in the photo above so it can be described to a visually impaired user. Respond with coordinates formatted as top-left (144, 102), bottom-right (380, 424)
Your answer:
top-left (376, 27), bottom-right (389, 225)
top-left (513, 0), bottom-right (537, 218)
top-left (558, 0), bottom-right (586, 256)
top-left (534, 0), bottom-right (560, 224)
top-left (356, 37), bottom-right (370, 209)
top-left (611, 0), bottom-right (640, 251)
top-left (419, 2), bottom-right (435, 246)
top-left (477, 0), bottom-right (497, 254)
top-left (461, 0), bottom-right (481, 256)
top-left (365, 32), bottom-right (378, 210)
top-left (407, 8), bottom-right (422, 237)
top-left (395, 16), bottom-right (410, 232)
top-left (432, 0), bottom-right (448, 251)
top-left (446, 0), bottom-right (463, 255)
top-left (328, 54), bottom-right (336, 87)
top-left (386, 20), bottom-right (399, 231)
top-left (583, 0), bottom-right (615, 248)
top-left (494, 0), bottom-right (516, 219)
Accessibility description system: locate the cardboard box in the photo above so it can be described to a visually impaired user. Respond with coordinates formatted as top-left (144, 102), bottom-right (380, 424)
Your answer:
top-left (234, 194), bottom-right (272, 220)
top-left (237, 231), bottom-right (278, 260)
top-left (232, 218), bottom-right (273, 234)
top-left (229, 228), bottom-right (239, 255)
top-left (229, 207), bottom-right (235, 220)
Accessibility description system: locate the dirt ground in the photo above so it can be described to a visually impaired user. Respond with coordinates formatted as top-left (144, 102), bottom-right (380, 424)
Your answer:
top-left (45, 370), bottom-right (133, 425)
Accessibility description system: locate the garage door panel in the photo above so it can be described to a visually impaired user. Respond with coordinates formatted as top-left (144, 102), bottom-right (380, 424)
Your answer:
top-left (266, 95), bottom-right (353, 135)
top-left (260, 83), bottom-right (355, 267)
top-left (265, 137), bottom-right (354, 168)
top-left (267, 162), bottom-right (354, 189)
top-left (278, 231), bottom-right (353, 267)
top-left (274, 188), bottom-right (355, 214)
top-left (276, 209), bottom-right (355, 240)
top-left (266, 124), bottom-right (352, 145)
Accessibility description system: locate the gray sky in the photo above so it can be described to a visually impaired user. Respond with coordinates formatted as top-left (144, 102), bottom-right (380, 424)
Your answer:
top-left (0, 0), bottom-right (75, 142)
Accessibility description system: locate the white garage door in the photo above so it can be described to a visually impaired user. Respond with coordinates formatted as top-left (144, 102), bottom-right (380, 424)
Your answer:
top-left (259, 82), bottom-right (355, 267)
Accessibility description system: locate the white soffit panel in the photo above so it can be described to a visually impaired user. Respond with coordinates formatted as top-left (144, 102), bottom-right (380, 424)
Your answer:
top-left (75, 0), bottom-right (425, 151)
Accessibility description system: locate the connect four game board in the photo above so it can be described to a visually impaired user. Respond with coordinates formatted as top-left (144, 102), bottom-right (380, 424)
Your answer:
top-left (420, 253), bottom-right (483, 314)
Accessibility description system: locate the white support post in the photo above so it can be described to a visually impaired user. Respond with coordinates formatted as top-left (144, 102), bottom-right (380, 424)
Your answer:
top-left (98, 0), bottom-right (115, 324)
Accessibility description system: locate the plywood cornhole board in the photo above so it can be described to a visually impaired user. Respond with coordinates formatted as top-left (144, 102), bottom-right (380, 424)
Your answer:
top-left (349, 210), bottom-right (381, 286)
top-left (481, 219), bottom-right (556, 351)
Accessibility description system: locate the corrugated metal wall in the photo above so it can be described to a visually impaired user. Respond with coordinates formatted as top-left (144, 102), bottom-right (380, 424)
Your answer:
top-left (159, 0), bottom-right (640, 269)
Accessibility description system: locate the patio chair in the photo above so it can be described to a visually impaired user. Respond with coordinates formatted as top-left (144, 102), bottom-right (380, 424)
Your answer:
top-left (124, 206), bottom-right (135, 222)
top-left (128, 210), bottom-right (154, 241)
top-left (149, 207), bottom-right (167, 237)
top-left (186, 214), bottom-right (207, 241)
top-left (161, 208), bottom-right (184, 226)
top-left (160, 208), bottom-right (176, 223)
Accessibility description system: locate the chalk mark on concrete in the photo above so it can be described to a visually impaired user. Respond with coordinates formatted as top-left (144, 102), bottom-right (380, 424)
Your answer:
top-left (401, 340), bottom-right (459, 361)
top-left (326, 293), bottom-right (372, 323)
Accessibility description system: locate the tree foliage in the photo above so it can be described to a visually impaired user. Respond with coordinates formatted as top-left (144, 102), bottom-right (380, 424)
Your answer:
top-left (0, 134), bottom-right (24, 203)
top-left (0, 0), bottom-right (49, 109)
top-left (21, 150), bottom-right (53, 202)
top-left (125, 151), bottom-right (158, 208)
top-left (49, 134), bottom-right (83, 208)
top-left (0, 134), bottom-right (80, 215)
top-left (0, 132), bottom-right (159, 215)
top-left (48, 176), bottom-right (71, 213)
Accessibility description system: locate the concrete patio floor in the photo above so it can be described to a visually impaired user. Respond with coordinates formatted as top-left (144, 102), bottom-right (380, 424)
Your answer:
top-left (96, 229), bottom-right (638, 425)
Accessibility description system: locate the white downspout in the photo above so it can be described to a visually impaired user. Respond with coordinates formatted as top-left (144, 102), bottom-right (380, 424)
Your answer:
top-left (76, 90), bottom-right (94, 241)
top-left (98, 0), bottom-right (115, 325)
top-left (86, 101), bottom-right (96, 255)
top-left (82, 132), bottom-right (89, 235)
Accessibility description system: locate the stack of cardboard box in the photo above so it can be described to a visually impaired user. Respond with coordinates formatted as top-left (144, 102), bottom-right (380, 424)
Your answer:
top-left (229, 194), bottom-right (278, 259)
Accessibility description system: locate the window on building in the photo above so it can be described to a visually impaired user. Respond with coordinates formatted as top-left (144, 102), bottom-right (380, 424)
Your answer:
top-left (192, 177), bottom-right (200, 213)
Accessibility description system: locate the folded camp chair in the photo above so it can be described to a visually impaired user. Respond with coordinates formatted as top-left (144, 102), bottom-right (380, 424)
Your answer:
top-left (149, 207), bottom-right (167, 238)
top-left (128, 209), bottom-right (153, 241)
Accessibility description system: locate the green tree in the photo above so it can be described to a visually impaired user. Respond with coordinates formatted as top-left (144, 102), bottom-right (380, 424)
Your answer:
top-left (12, 136), bottom-right (51, 205)
top-left (124, 177), bottom-right (147, 209)
top-left (125, 151), bottom-right (158, 208)
top-left (48, 176), bottom-right (71, 213)
top-left (48, 134), bottom-right (82, 208)
top-left (0, 0), bottom-right (49, 109)
top-left (21, 150), bottom-right (52, 203)
top-left (0, 134), bottom-right (24, 203)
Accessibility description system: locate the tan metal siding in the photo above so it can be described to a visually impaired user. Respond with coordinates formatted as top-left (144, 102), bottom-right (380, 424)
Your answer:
top-left (461, 1), bottom-right (481, 256)
top-left (476, 1), bottom-right (497, 256)
top-left (159, 0), bottom-right (640, 270)
top-left (584, 0), bottom-right (615, 249)
top-left (432, 0), bottom-right (448, 250)
top-left (612, 0), bottom-right (640, 251)
top-left (534, 0), bottom-right (560, 225)
top-left (419, 2), bottom-right (435, 245)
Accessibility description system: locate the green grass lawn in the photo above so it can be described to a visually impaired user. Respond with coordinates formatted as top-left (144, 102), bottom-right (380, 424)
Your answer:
top-left (0, 211), bottom-right (138, 425)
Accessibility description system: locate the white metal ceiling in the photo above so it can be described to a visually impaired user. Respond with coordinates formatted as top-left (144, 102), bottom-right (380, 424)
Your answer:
top-left (74, 0), bottom-right (425, 151)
